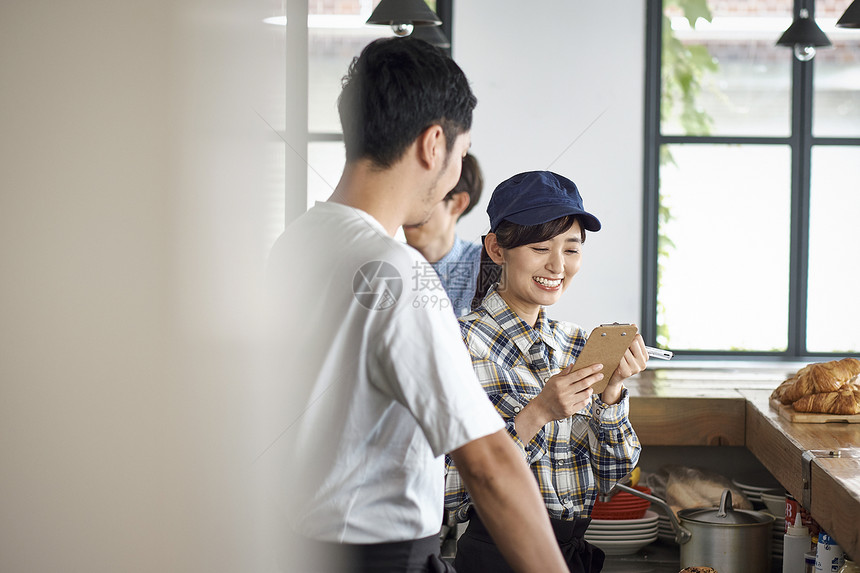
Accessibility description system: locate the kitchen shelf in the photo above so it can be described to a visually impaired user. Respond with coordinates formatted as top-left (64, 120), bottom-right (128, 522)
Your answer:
top-left (626, 366), bottom-right (860, 560)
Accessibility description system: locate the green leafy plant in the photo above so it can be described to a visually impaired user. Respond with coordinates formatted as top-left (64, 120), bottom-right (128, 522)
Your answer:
top-left (661, 0), bottom-right (718, 134)
top-left (656, 0), bottom-right (718, 347)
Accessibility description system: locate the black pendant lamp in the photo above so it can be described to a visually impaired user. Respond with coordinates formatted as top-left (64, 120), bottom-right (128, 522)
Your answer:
top-left (366, 0), bottom-right (442, 37)
top-left (777, 8), bottom-right (832, 61)
top-left (411, 25), bottom-right (450, 48)
top-left (837, 0), bottom-right (860, 28)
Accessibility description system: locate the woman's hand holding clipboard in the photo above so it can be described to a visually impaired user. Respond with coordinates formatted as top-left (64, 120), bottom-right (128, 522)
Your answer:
top-left (569, 323), bottom-right (671, 394)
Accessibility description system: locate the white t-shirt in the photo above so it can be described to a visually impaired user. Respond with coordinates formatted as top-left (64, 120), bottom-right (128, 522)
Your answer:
top-left (267, 202), bottom-right (503, 544)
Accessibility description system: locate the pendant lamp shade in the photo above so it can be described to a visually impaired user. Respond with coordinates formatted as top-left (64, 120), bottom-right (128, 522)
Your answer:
top-left (837, 0), bottom-right (860, 28)
top-left (411, 25), bottom-right (450, 48)
top-left (366, 0), bottom-right (442, 28)
top-left (777, 8), bottom-right (831, 60)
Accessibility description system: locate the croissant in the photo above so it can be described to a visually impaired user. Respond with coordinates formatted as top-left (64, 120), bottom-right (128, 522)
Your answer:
top-left (770, 378), bottom-right (795, 403)
top-left (792, 383), bottom-right (860, 415)
top-left (773, 364), bottom-right (814, 404)
top-left (778, 358), bottom-right (860, 404)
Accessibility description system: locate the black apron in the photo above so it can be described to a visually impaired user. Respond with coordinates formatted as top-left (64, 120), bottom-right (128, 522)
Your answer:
top-left (453, 510), bottom-right (605, 573)
top-left (299, 532), bottom-right (456, 573)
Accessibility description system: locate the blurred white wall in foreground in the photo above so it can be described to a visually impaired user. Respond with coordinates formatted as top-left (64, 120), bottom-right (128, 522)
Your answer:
top-left (0, 1), bottom-right (302, 570)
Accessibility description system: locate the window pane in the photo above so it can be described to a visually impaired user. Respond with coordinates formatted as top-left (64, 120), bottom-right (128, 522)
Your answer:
top-left (662, 0), bottom-right (793, 137)
top-left (813, 12), bottom-right (860, 138)
top-left (266, 140), bottom-right (287, 250)
top-left (309, 1), bottom-right (394, 133)
top-left (806, 146), bottom-right (860, 353)
top-left (307, 141), bottom-right (345, 209)
top-left (657, 144), bottom-right (791, 351)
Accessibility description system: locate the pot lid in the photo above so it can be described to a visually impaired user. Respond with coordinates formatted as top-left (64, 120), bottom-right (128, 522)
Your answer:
top-left (679, 489), bottom-right (771, 525)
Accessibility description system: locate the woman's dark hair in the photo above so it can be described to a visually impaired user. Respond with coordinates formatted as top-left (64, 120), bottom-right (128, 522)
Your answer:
top-left (471, 215), bottom-right (584, 311)
top-left (338, 37), bottom-right (477, 168)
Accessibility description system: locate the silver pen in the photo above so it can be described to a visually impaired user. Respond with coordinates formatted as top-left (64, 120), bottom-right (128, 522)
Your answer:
top-left (645, 346), bottom-right (674, 360)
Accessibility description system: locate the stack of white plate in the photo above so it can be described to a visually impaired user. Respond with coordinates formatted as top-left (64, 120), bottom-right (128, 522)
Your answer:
top-left (585, 510), bottom-right (659, 555)
top-left (646, 503), bottom-right (676, 542)
top-left (656, 512), bottom-right (676, 543)
top-left (768, 513), bottom-right (786, 563)
top-left (760, 490), bottom-right (787, 518)
top-left (732, 472), bottom-right (782, 506)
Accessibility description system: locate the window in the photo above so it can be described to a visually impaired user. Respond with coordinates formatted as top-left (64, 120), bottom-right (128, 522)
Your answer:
top-left (307, 1), bottom-right (451, 209)
top-left (307, 1), bottom-right (394, 209)
top-left (643, 0), bottom-right (860, 358)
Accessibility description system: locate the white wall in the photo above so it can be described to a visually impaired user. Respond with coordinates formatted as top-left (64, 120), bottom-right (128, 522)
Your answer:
top-left (0, 1), bottom-right (284, 571)
top-left (454, 0), bottom-right (647, 332)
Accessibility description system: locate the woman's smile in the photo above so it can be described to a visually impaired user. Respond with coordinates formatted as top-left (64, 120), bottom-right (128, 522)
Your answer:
top-left (488, 220), bottom-right (584, 325)
top-left (533, 276), bottom-right (563, 290)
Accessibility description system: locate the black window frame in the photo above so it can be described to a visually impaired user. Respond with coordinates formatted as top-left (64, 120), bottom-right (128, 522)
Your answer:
top-left (642, 0), bottom-right (860, 361)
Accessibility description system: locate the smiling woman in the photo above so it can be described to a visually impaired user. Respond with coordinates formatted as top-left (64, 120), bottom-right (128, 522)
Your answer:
top-left (471, 172), bottom-right (601, 316)
top-left (445, 170), bottom-right (649, 573)
top-left (484, 218), bottom-right (583, 326)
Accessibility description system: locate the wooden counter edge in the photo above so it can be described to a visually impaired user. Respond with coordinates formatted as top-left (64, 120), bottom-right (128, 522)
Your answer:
top-left (740, 390), bottom-right (860, 559)
top-left (625, 382), bottom-right (859, 557)
top-left (629, 394), bottom-right (745, 446)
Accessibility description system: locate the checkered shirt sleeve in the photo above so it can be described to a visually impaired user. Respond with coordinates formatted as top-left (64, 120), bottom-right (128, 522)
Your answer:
top-left (444, 289), bottom-right (641, 522)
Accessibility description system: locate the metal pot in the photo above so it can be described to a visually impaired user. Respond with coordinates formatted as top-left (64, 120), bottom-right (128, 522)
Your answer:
top-left (610, 484), bottom-right (774, 573)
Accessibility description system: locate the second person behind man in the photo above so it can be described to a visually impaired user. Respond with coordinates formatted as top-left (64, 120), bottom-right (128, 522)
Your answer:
top-left (404, 153), bottom-right (484, 317)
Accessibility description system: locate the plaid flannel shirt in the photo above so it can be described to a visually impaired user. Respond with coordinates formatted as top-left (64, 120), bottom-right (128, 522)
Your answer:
top-left (444, 287), bottom-right (641, 522)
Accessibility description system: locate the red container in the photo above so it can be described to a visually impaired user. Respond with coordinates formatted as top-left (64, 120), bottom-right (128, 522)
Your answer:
top-left (591, 485), bottom-right (652, 520)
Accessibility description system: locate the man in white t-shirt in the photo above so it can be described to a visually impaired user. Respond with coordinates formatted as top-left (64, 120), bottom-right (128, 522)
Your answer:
top-left (267, 37), bottom-right (583, 572)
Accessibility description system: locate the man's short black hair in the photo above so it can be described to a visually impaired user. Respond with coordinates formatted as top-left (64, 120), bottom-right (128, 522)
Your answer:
top-left (444, 153), bottom-right (483, 218)
top-left (338, 36), bottom-right (477, 168)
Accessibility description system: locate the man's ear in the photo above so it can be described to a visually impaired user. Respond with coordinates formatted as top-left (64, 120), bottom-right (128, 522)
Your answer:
top-left (416, 125), bottom-right (445, 169)
top-left (447, 192), bottom-right (471, 218)
top-left (484, 233), bottom-right (505, 265)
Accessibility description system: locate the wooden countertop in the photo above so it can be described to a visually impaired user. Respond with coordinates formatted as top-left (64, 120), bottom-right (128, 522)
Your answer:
top-left (626, 365), bottom-right (860, 559)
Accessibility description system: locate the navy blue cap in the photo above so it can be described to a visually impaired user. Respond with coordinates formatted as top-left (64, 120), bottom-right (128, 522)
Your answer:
top-left (487, 171), bottom-right (601, 233)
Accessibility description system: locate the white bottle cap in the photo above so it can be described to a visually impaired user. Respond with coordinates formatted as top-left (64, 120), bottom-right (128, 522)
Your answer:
top-left (787, 512), bottom-right (809, 536)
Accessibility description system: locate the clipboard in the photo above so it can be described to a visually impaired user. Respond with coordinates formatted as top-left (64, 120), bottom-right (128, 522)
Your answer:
top-left (571, 323), bottom-right (638, 394)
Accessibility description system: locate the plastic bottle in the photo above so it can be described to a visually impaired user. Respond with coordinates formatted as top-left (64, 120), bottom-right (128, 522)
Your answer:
top-left (784, 513), bottom-right (813, 573)
top-left (815, 530), bottom-right (845, 572)
top-left (837, 559), bottom-right (860, 573)
top-left (808, 552), bottom-right (821, 573)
